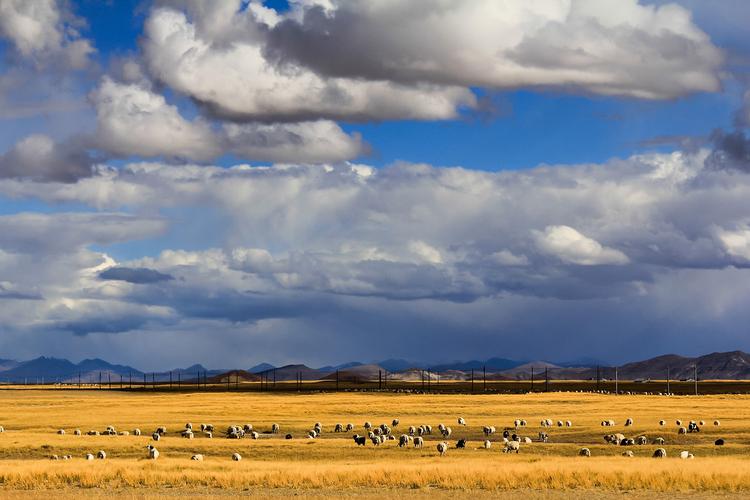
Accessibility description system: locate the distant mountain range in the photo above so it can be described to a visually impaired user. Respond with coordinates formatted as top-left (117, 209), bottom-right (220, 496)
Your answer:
top-left (1, 351), bottom-right (749, 383)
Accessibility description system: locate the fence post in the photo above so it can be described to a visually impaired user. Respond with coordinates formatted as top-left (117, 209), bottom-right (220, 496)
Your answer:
top-left (483, 365), bottom-right (486, 391)
top-left (694, 365), bottom-right (698, 396)
top-left (378, 370), bottom-right (382, 390)
top-left (108, 372), bottom-right (111, 390)
top-left (615, 367), bottom-right (618, 395)
top-left (531, 367), bottom-right (534, 393)
top-left (78, 371), bottom-right (81, 389)
top-left (336, 369), bottom-right (339, 391)
top-left (471, 369), bottom-right (474, 393)
top-left (667, 366), bottom-right (670, 395)
top-left (545, 367), bottom-right (549, 392)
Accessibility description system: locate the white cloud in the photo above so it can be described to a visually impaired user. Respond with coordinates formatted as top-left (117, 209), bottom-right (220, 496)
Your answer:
top-left (717, 227), bottom-right (750, 261)
top-left (0, 0), bottom-right (94, 69)
top-left (535, 225), bottom-right (630, 266)
top-left (141, 7), bottom-right (476, 122)
top-left (267, 0), bottom-right (722, 99)
top-left (92, 78), bottom-right (221, 162)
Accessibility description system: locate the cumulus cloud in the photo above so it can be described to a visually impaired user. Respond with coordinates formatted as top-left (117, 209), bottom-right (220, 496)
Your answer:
top-left (0, 134), bottom-right (95, 183)
top-left (141, 7), bottom-right (476, 122)
top-left (91, 78), bottom-right (366, 163)
top-left (266, 0), bottom-right (722, 99)
top-left (535, 225), bottom-right (630, 266)
top-left (0, 0), bottom-right (94, 69)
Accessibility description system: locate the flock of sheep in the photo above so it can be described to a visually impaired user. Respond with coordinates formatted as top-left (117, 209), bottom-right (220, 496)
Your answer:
top-left (2, 415), bottom-right (726, 462)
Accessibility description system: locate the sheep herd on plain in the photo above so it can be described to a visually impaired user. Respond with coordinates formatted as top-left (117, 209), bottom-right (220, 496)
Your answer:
top-left (0, 416), bottom-right (726, 462)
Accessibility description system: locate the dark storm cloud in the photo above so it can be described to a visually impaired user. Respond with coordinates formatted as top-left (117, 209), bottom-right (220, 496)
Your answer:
top-left (704, 130), bottom-right (750, 173)
top-left (99, 267), bottom-right (174, 284)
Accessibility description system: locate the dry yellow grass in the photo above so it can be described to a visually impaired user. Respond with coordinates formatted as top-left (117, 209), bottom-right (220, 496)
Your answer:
top-left (0, 390), bottom-right (748, 497)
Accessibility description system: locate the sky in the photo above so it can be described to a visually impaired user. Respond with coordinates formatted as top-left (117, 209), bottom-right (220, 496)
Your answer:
top-left (0, 0), bottom-right (750, 370)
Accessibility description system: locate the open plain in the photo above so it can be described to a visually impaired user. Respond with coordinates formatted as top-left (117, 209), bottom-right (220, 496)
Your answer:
top-left (0, 389), bottom-right (748, 498)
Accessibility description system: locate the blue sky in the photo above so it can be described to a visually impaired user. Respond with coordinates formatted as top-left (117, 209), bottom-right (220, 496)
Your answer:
top-left (0, 1), bottom-right (749, 369)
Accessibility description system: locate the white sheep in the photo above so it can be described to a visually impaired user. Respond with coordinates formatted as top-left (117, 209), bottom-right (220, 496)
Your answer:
top-left (191, 454), bottom-right (204, 461)
top-left (392, 419), bottom-right (400, 427)
top-left (408, 425), bottom-right (416, 436)
top-left (152, 432), bottom-right (161, 441)
top-left (676, 420), bottom-right (682, 426)
top-left (205, 431), bottom-right (213, 439)
top-left (483, 440), bottom-right (491, 449)
top-left (653, 448), bottom-right (667, 458)
top-left (622, 450), bottom-right (634, 457)
top-left (272, 423), bottom-right (280, 433)
top-left (119, 431), bottom-right (129, 436)
top-left (441, 426), bottom-right (452, 438)
top-left (457, 417), bottom-right (466, 426)
top-left (557, 420), bottom-right (563, 427)
top-left (579, 447), bottom-right (591, 457)
top-left (504, 440), bottom-right (520, 453)
top-left (625, 418), bottom-right (633, 426)
top-left (85, 453), bottom-right (94, 460)
top-left (659, 420), bottom-right (665, 426)
top-left (514, 419), bottom-right (521, 428)
top-left (398, 434), bottom-right (410, 447)
top-left (97, 450), bottom-right (106, 459)
top-left (232, 452), bottom-right (242, 461)
top-left (714, 420), bottom-right (721, 426)
top-left (0, 426), bottom-right (4, 433)
top-left (74, 429), bottom-right (81, 435)
top-left (364, 421), bottom-right (372, 430)
top-left (250, 431), bottom-right (259, 440)
top-left (565, 420), bottom-right (572, 427)
top-left (146, 444), bottom-right (159, 460)
top-left (346, 423), bottom-right (354, 431)
top-left (523, 437), bottom-right (532, 444)
top-left (680, 450), bottom-right (694, 459)
top-left (57, 429), bottom-right (65, 435)
top-left (678, 427), bottom-right (687, 435)
top-left (50, 454), bottom-right (59, 460)
top-left (182, 430), bottom-right (194, 439)
top-left (414, 436), bottom-right (424, 448)
top-left (185, 423), bottom-right (193, 430)
top-left (436, 442), bottom-right (448, 456)
top-left (133, 429), bottom-right (141, 436)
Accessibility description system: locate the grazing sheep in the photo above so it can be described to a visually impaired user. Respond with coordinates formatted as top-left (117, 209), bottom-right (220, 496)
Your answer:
top-left (436, 442), bottom-right (448, 456)
top-left (204, 424), bottom-right (214, 433)
top-left (688, 422), bottom-right (700, 433)
top-left (334, 424), bottom-right (344, 433)
top-left (523, 437), bottom-right (532, 444)
top-left (456, 439), bottom-right (467, 448)
top-left (678, 427), bottom-right (687, 435)
top-left (152, 433), bottom-right (160, 441)
top-left (407, 425), bottom-right (416, 436)
top-left (675, 420), bottom-right (682, 427)
top-left (483, 425), bottom-right (495, 437)
top-left (133, 429), bottom-right (141, 436)
top-left (504, 440), bottom-right (520, 453)
top-left (74, 429), bottom-right (81, 435)
top-left (285, 434), bottom-right (293, 439)
top-left (370, 436), bottom-right (381, 446)
top-left (398, 434), bottom-right (410, 447)
top-left (438, 423), bottom-right (446, 432)
top-left (441, 426), bottom-right (452, 438)
top-left (119, 431), bottom-right (129, 436)
top-left (503, 430), bottom-right (510, 439)
top-left (205, 432), bottom-right (213, 439)
top-left (715, 439), bottom-right (725, 446)
top-left (0, 426), bottom-right (4, 433)
top-left (87, 430), bottom-right (99, 436)
top-left (714, 420), bottom-right (721, 426)
top-left (414, 436), bottom-right (424, 448)
top-left (392, 419), bottom-right (400, 427)
top-left (346, 424), bottom-right (354, 431)
top-left (250, 431), bottom-right (259, 440)
top-left (425, 425), bottom-right (433, 434)
top-left (364, 422), bottom-right (372, 430)
top-left (232, 452), bottom-right (241, 461)
top-left (579, 447), bottom-right (591, 457)
top-left (185, 423), bottom-right (193, 431)
top-left (699, 420), bottom-right (705, 426)
top-left (243, 424), bottom-right (254, 433)
top-left (146, 444), bottom-right (159, 459)
top-left (181, 430), bottom-right (194, 439)
top-left (50, 454), bottom-right (59, 460)
top-left (680, 450), bottom-right (694, 459)
top-left (156, 427), bottom-right (167, 435)
top-left (457, 417), bottom-right (466, 426)
top-left (57, 429), bottom-right (65, 435)
top-left (191, 454), bottom-right (204, 461)
top-left (514, 419), bottom-right (521, 428)
top-left (85, 453), bottom-right (94, 460)
top-left (63, 455), bottom-right (72, 460)
top-left (653, 437), bottom-right (665, 445)
top-left (635, 436), bottom-right (647, 445)
top-left (622, 451), bottom-right (634, 457)
top-left (308, 430), bottom-right (318, 439)
top-left (97, 450), bottom-right (106, 459)
top-left (653, 448), bottom-right (667, 458)
top-left (538, 432), bottom-right (549, 443)
top-left (659, 420), bottom-right (665, 426)
top-left (565, 421), bottom-right (572, 427)
top-left (353, 434), bottom-right (366, 446)
top-left (625, 418), bottom-right (633, 427)
top-left (483, 440), bottom-right (492, 449)
top-left (520, 420), bottom-right (527, 427)
top-left (557, 421), bottom-right (563, 427)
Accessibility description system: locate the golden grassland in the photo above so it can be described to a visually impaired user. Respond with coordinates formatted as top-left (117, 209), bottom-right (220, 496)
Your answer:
top-left (0, 390), bottom-right (749, 497)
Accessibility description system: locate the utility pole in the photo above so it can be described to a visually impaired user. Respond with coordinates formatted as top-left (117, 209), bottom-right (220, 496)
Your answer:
top-left (336, 369), bottom-right (339, 391)
top-left (471, 369), bottom-right (474, 393)
top-left (108, 372), bottom-right (111, 390)
top-left (545, 367), bottom-right (549, 392)
top-left (99, 371), bottom-right (102, 389)
top-left (615, 367), bottom-right (618, 395)
top-left (667, 366), bottom-right (670, 395)
top-left (78, 371), bottom-right (81, 389)
top-left (531, 367), bottom-right (534, 393)
top-left (596, 366), bottom-right (600, 392)
top-left (694, 365), bottom-right (698, 396)
top-left (169, 371), bottom-right (173, 389)
top-left (483, 365), bottom-right (486, 391)
top-left (152, 373), bottom-right (155, 390)
top-left (378, 370), bottom-right (382, 390)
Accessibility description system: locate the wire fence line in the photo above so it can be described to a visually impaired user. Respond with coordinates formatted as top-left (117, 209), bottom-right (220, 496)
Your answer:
top-left (0, 364), bottom-right (735, 394)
